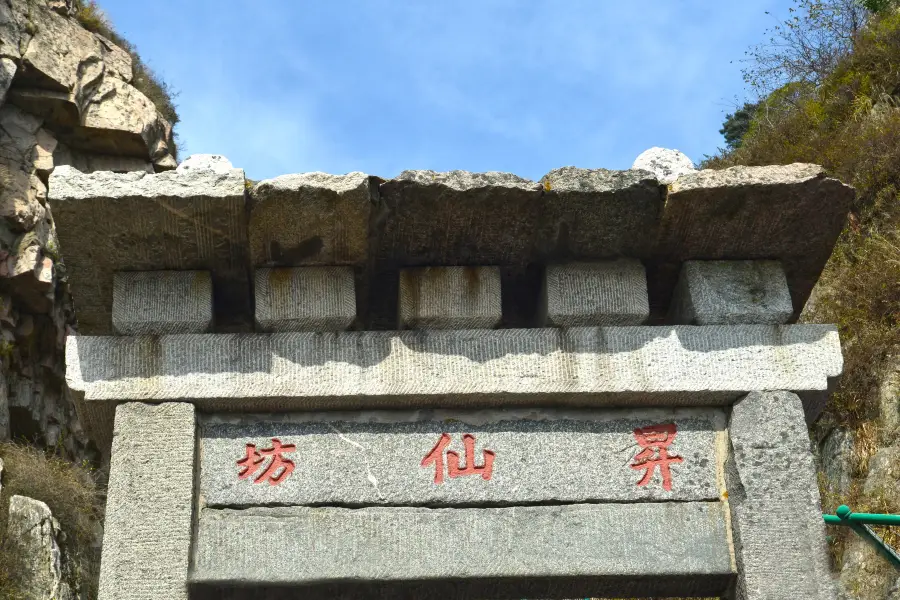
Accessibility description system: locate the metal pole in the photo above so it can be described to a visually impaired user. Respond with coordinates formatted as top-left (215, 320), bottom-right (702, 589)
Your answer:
top-left (824, 505), bottom-right (900, 569)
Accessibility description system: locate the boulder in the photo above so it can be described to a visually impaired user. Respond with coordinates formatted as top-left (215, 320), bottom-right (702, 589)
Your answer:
top-left (632, 147), bottom-right (696, 184)
top-left (176, 153), bottom-right (234, 174)
top-left (5, 495), bottom-right (74, 600)
top-left (0, 57), bottom-right (15, 104)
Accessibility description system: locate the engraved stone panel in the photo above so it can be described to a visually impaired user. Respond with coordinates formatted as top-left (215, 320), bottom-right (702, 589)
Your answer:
top-left (670, 260), bottom-right (793, 325)
top-left (199, 408), bottom-right (723, 507)
top-left (191, 503), bottom-right (734, 598)
top-left (399, 266), bottom-right (501, 329)
top-left (543, 259), bottom-right (649, 326)
top-left (255, 267), bottom-right (356, 332)
top-left (112, 270), bottom-right (212, 335)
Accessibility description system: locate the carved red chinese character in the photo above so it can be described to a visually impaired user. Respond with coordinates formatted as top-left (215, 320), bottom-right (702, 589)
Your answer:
top-left (630, 423), bottom-right (684, 491)
top-left (237, 438), bottom-right (296, 486)
top-left (421, 433), bottom-right (495, 484)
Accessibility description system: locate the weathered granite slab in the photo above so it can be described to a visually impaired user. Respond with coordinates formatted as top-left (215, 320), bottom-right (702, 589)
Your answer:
top-left (190, 503), bottom-right (734, 598)
top-left (66, 325), bottom-right (842, 448)
top-left (726, 391), bottom-right (837, 600)
top-left (254, 266), bottom-right (356, 332)
top-left (658, 164), bottom-right (854, 317)
top-left (543, 259), bottom-right (649, 326)
top-left (249, 172), bottom-right (376, 267)
top-left (112, 270), bottom-right (213, 334)
top-left (49, 166), bottom-right (251, 334)
top-left (199, 408), bottom-right (723, 507)
top-left (99, 403), bottom-right (195, 600)
top-left (375, 169), bottom-right (665, 267)
top-left (670, 260), bottom-right (793, 325)
top-left (399, 266), bottom-right (501, 329)
top-left (538, 167), bottom-right (664, 259)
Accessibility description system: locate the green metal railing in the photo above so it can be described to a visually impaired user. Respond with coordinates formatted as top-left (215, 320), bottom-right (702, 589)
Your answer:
top-left (824, 505), bottom-right (900, 569)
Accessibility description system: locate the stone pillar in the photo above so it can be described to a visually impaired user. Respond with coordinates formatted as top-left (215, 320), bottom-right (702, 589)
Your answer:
top-left (670, 260), bottom-right (793, 325)
top-left (726, 391), bottom-right (837, 600)
top-left (98, 403), bottom-right (195, 600)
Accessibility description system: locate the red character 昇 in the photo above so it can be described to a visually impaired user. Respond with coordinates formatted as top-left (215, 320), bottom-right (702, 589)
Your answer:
top-left (421, 433), bottom-right (495, 484)
top-left (630, 423), bottom-right (683, 492)
top-left (237, 438), bottom-right (296, 486)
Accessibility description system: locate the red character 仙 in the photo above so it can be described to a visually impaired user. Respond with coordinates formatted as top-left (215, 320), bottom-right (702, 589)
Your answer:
top-left (630, 423), bottom-right (684, 491)
top-left (421, 433), bottom-right (495, 484)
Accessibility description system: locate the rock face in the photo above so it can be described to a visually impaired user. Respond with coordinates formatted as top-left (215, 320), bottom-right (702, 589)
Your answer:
top-left (0, 0), bottom-right (180, 462)
top-left (632, 147), bottom-right (696, 184)
top-left (5, 495), bottom-right (73, 600)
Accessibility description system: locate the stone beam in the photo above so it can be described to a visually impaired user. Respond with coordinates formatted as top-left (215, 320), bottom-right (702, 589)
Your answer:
top-left (66, 325), bottom-right (842, 447)
top-left (190, 503), bottom-right (734, 599)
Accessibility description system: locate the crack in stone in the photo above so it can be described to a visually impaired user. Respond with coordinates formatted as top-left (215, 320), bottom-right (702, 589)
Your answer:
top-left (326, 423), bottom-right (385, 501)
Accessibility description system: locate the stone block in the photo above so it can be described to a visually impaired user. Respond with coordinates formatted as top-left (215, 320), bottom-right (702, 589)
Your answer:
top-left (254, 266), bottom-right (356, 332)
top-left (112, 270), bottom-right (213, 335)
top-left (191, 503), bottom-right (734, 598)
top-left (670, 260), bottom-right (793, 325)
top-left (6, 496), bottom-right (71, 600)
top-left (66, 325), bottom-right (843, 444)
top-left (399, 266), bottom-right (501, 329)
top-left (98, 402), bottom-right (195, 600)
top-left (200, 407), bottom-right (723, 507)
top-left (658, 164), bottom-right (854, 318)
top-left (377, 169), bottom-right (664, 267)
top-left (543, 259), bottom-right (649, 326)
top-left (49, 166), bottom-right (251, 334)
top-left (249, 172), bottom-right (375, 267)
top-left (726, 391), bottom-right (837, 600)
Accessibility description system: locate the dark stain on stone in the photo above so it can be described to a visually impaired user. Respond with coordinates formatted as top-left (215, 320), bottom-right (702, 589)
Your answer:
top-left (268, 237), bottom-right (324, 264)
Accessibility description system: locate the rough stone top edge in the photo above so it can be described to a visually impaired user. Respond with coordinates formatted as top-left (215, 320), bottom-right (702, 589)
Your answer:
top-left (670, 162), bottom-right (852, 194)
top-left (252, 171), bottom-right (374, 195)
top-left (48, 165), bottom-right (247, 200)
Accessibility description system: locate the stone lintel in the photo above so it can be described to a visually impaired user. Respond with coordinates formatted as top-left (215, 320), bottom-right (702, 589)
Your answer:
top-left (66, 325), bottom-right (842, 447)
top-left (190, 503), bottom-right (734, 598)
top-left (98, 402), bottom-right (195, 600)
top-left (726, 391), bottom-right (838, 599)
top-left (48, 166), bottom-right (251, 334)
top-left (543, 259), bottom-right (649, 326)
top-left (254, 266), bottom-right (356, 332)
top-left (670, 260), bottom-right (793, 325)
top-left (112, 270), bottom-right (213, 335)
top-left (399, 266), bottom-right (501, 329)
top-left (199, 408), bottom-right (724, 507)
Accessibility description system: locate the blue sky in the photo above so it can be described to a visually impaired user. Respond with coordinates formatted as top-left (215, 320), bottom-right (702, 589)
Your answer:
top-left (98, 1), bottom-right (790, 181)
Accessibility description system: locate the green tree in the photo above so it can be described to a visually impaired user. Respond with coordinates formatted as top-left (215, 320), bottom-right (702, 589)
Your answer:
top-left (719, 102), bottom-right (761, 149)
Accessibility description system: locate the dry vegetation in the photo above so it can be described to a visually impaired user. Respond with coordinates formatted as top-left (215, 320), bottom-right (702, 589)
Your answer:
top-left (0, 442), bottom-right (104, 599)
top-left (73, 0), bottom-right (180, 157)
top-left (705, 8), bottom-right (900, 583)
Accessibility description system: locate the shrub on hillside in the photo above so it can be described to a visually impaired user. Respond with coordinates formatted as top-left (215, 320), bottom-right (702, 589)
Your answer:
top-left (0, 442), bottom-right (103, 599)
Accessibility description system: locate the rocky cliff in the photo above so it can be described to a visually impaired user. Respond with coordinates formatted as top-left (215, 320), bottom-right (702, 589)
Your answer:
top-left (0, 1), bottom-right (176, 596)
top-left (0, 0), bottom-right (177, 462)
